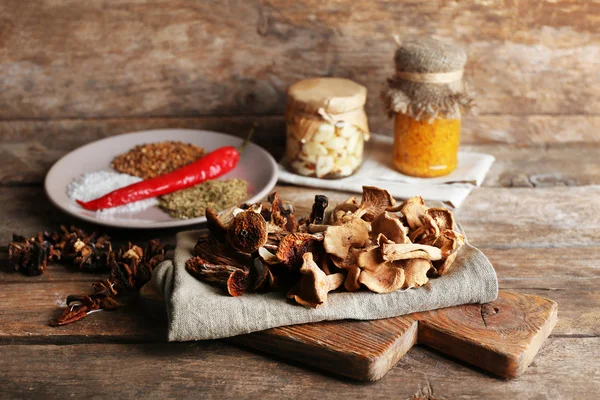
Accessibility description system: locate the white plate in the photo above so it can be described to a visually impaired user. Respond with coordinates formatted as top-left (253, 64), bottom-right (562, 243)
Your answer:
top-left (45, 129), bottom-right (278, 229)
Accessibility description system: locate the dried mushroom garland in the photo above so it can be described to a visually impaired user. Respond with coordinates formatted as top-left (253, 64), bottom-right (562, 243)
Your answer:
top-left (188, 186), bottom-right (465, 308)
top-left (8, 225), bottom-right (166, 326)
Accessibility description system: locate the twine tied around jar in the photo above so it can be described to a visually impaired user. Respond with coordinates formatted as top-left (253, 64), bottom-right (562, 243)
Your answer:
top-left (381, 36), bottom-right (473, 122)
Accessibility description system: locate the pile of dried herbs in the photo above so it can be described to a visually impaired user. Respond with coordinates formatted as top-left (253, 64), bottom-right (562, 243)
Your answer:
top-left (8, 225), bottom-right (167, 326)
top-left (158, 178), bottom-right (248, 219)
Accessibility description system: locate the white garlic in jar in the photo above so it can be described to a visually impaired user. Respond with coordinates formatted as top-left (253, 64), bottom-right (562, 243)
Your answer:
top-left (284, 77), bottom-right (369, 179)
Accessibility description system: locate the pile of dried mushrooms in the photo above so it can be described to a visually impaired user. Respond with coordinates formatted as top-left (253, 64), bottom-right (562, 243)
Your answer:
top-left (186, 186), bottom-right (465, 308)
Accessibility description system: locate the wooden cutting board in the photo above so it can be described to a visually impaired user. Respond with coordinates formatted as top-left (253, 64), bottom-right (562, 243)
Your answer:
top-left (139, 285), bottom-right (557, 381)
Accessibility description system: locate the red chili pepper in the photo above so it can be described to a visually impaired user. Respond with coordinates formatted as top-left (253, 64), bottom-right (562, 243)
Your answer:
top-left (77, 130), bottom-right (254, 211)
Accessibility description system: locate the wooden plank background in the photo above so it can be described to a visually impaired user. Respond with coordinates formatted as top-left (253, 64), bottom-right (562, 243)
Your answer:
top-left (1, 0), bottom-right (598, 160)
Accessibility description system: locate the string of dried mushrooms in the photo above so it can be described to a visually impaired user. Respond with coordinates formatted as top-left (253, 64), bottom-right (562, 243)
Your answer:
top-left (186, 186), bottom-right (465, 308)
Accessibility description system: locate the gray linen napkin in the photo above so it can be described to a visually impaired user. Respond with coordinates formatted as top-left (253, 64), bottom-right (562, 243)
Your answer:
top-left (152, 225), bottom-right (498, 342)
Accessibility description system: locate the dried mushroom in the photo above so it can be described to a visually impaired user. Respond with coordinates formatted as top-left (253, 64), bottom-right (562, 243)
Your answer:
top-left (357, 247), bottom-right (405, 293)
top-left (401, 259), bottom-right (432, 289)
top-left (276, 233), bottom-right (323, 271)
top-left (185, 256), bottom-right (250, 297)
top-left (425, 208), bottom-right (455, 232)
top-left (323, 218), bottom-right (369, 259)
top-left (287, 252), bottom-right (344, 308)
top-left (226, 209), bottom-right (268, 254)
top-left (185, 189), bottom-right (468, 308)
top-left (371, 211), bottom-right (410, 244)
top-left (396, 196), bottom-right (428, 230)
top-left (206, 207), bottom-right (235, 240)
top-left (309, 195), bottom-right (329, 224)
top-left (9, 225), bottom-right (169, 326)
top-left (356, 186), bottom-right (396, 222)
top-left (381, 243), bottom-right (442, 262)
top-left (432, 230), bottom-right (465, 275)
top-left (331, 247), bottom-right (362, 292)
top-left (268, 192), bottom-right (298, 232)
top-left (331, 197), bottom-right (359, 225)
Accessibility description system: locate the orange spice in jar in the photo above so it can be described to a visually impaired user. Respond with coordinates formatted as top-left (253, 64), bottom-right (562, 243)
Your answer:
top-left (382, 38), bottom-right (472, 177)
top-left (285, 78), bottom-right (370, 179)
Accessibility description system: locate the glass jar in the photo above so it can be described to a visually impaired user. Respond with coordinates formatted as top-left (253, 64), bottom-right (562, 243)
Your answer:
top-left (285, 78), bottom-right (369, 179)
top-left (393, 113), bottom-right (461, 177)
top-left (381, 37), bottom-right (471, 178)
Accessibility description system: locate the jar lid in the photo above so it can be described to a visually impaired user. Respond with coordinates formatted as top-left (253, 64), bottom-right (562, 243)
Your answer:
top-left (394, 37), bottom-right (466, 73)
top-left (381, 37), bottom-right (472, 121)
top-left (287, 78), bottom-right (367, 115)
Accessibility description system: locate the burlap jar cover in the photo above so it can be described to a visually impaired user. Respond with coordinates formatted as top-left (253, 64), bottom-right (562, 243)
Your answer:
top-left (381, 37), bottom-right (473, 121)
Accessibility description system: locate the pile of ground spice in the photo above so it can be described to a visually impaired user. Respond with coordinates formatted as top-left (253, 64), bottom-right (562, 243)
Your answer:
top-left (158, 179), bottom-right (249, 219)
top-left (111, 141), bottom-right (205, 179)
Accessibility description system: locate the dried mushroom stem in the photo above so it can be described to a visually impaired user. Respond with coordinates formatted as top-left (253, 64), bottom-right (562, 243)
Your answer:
top-left (287, 252), bottom-right (345, 308)
top-left (381, 243), bottom-right (442, 262)
top-left (185, 256), bottom-right (250, 297)
top-left (309, 195), bottom-right (329, 224)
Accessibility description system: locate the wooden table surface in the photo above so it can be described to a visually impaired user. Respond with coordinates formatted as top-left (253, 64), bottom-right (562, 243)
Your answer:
top-left (1, 141), bottom-right (599, 399)
top-left (1, 1), bottom-right (599, 397)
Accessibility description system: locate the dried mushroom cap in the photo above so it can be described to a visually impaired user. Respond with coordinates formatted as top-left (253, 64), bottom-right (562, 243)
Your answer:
top-left (258, 246), bottom-right (280, 265)
top-left (374, 233), bottom-right (394, 247)
top-left (434, 230), bottom-right (465, 258)
top-left (433, 230), bottom-right (466, 275)
top-left (371, 211), bottom-right (410, 244)
top-left (252, 257), bottom-right (270, 290)
top-left (194, 234), bottom-right (251, 269)
top-left (331, 247), bottom-right (362, 292)
top-left (287, 252), bottom-right (345, 308)
top-left (381, 243), bottom-right (442, 262)
top-left (331, 197), bottom-right (359, 224)
top-left (425, 208), bottom-right (455, 232)
top-left (357, 247), bottom-right (405, 293)
top-left (276, 233), bottom-right (323, 271)
top-left (409, 214), bottom-right (440, 243)
top-left (268, 192), bottom-right (298, 232)
top-left (401, 258), bottom-right (432, 289)
top-left (226, 210), bottom-right (268, 254)
top-left (206, 207), bottom-right (236, 240)
top-left (357, 186), bottom-right (396, 222)
top-left (323, 218), bottom-right (369, 259)
top-left (396, 196), bottom-right (428, 230)
top-left (185, 256), bottom-right (250, 297)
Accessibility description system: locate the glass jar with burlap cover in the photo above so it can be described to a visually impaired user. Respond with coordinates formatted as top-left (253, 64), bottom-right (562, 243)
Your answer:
top-left (285, 77), bottom-right (370, 179)
top-left (381, 37), bottom-right (473, 178)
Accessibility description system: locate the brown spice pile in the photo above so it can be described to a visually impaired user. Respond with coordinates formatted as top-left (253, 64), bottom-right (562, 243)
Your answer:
top-left (158, 179), bottom-right (248, 219)
top-left (111, 141), bottom-right (205, 179)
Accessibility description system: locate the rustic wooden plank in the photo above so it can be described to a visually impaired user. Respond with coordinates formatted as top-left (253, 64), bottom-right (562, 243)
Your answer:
top-left (488, 247), bottom-right (600, 290)
top-left (2, 185), bottom-right (600, 247)
top-left (0, 277), bottom-right (595, 344)
top-left (416, 292), bottom-right (557, 378)
top-left (456, 186), bottom-right (600, 249)
top-left (2, 122), bottom-right (600, 185)
top-left (465, 143), bottom-right (600, 188)
top-left (0, 280), bottom-right (165, 343)
top-left (0, 337), bottom-right (598, 399)
top-left (0, 1), bottom-right (597, 124)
